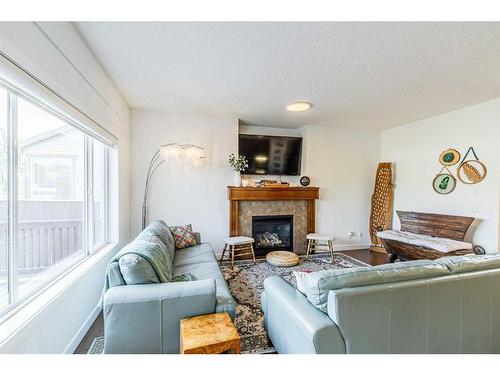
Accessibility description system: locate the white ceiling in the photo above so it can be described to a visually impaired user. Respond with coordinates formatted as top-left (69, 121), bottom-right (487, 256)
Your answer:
top-left (75, 22), bottom-right (500, 130)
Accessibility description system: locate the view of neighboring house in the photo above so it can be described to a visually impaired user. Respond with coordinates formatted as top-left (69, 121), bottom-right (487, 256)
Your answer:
top-left (19, 126), bottom-right (84, 201)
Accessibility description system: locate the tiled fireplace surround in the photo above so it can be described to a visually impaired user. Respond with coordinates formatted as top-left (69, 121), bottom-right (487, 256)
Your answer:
top-left (227, 187), bottom-right (320, 255)
top-left (238, 200), bottom-right (308, 254)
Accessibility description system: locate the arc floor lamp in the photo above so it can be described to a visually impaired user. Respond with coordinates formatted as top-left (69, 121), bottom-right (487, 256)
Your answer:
top-left (142, 143), bottom-right (205, 229)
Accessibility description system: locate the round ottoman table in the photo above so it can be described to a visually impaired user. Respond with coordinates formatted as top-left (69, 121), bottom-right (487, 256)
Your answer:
top-left (266, 251), bottom-right (300, 267)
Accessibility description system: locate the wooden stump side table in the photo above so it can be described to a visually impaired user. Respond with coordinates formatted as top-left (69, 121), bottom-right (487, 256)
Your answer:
top-left (180, 312), bottom-right (240, 354)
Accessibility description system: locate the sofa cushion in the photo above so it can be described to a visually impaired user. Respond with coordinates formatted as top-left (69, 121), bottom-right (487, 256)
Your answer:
top-left (105, 261), bottom-right (126, 288)
top-left (173, 243), bottom-right (217, 267)
top-left (119, 253), bottom-right (161, 285)
top-left (140, 220), bottom-right (176, 261)
top-left (173, 261), bottom-right (236, 319)
top-left (117, 239), bottom-right (173, 285)
top-left (136, 229), bottom-right (174, 263)
top-left (435, 254), bottom-right (500, 274)
top-left (305, 260), bottom-right (450, 312)
top-left (377, 229), bottom-right (472, 253)
top-left (293, 271), bottom-right (311, 295)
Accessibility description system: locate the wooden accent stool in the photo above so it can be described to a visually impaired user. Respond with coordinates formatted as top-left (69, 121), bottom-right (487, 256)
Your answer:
top-left (180, 312), bottom-right (240, 354)
top-left (306, 233), bottom-right (335, 262)
top-left (220, 236), bottom-right (256, 267)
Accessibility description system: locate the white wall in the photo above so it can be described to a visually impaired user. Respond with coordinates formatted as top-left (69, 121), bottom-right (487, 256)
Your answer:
top-left (301, 125), bottom-right (381, 249)
top-left (381, 99), bottom-right (500, 252)
top-left (130, 110), bottom-right (238, 252)
top-left (0, 22), bottom-right (130, 353)
top-left (131, 117), bottom-right (379, 252)
top-left (240, 123), bottom-right (301, 137)
top-left (239, 123), bottom-right (380, 249)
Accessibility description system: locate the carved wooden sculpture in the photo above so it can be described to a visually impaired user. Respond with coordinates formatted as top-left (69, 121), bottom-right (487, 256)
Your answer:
top-left (369, 162), bottom-right (394, 253)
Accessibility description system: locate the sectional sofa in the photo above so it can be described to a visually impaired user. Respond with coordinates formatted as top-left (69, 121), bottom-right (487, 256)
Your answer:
top-left (101, 220), bottom-right (236, 354)
top-left (262, 254), bottom-right (500, 354)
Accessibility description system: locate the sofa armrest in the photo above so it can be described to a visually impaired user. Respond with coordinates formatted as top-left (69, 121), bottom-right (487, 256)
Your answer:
top-left (194, 232), bottom-right (201, 244)
top-left (103, 279), bottom-right (216, 353)
top-left (263, 276), bottom-right (346, 354)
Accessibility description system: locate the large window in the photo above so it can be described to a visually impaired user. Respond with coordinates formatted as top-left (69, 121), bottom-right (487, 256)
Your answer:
top-left (0, 84), bottom-right (111, 317)
top-left (0, 88), bottom-right (8, 311)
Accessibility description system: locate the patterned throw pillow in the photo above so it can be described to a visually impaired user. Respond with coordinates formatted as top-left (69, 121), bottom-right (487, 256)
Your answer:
top-left (168, 224), bottom-right (197, 249)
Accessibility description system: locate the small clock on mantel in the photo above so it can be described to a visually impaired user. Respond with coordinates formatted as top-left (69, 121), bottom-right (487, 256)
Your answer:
top-left (300, 176), bottom-right (310, 187)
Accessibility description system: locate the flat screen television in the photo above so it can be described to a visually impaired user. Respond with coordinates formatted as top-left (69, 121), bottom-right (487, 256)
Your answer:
top-left (239, 134), bottom-right (302, 175)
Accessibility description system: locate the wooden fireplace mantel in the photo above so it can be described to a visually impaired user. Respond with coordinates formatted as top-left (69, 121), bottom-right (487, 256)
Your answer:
top-left (227, 186), bottom-right (320, 236)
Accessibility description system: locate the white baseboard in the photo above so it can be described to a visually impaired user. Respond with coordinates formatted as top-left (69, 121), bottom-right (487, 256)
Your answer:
top-left (63, 305), bottom-right (101, 354)
top-left (333, 242), bottom-right (371, 251)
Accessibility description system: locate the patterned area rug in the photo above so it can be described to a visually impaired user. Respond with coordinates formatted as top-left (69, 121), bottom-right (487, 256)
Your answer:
top-left (219, 253), bottom-right (368, 354)
top-left (87, 336), bottom-right (104, 354)
top-left (87, 253), bottom-right (367, 354)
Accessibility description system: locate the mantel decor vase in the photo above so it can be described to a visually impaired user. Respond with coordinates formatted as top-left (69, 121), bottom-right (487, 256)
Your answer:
top-left (228, 153), bottom-right (248, 187)
top-left (234, 171), bottom-right (241, 187)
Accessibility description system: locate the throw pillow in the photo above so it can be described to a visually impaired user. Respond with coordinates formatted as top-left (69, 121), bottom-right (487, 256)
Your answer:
top-left (169, 224), bottom-right (197, 249)
top-left (293, 270), bottom-right (312, 295)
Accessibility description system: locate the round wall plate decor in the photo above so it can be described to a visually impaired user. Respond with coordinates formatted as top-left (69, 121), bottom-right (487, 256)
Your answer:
top-left (433, 173), bottom-right (456, 194)
top-left (457, 160), bottom-right (487, 184)
top-left (439, 149), bottom-right (461, 166)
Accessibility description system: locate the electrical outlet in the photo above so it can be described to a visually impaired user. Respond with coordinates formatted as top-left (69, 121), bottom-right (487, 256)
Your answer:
top-left (348, 232), bottom-right (355, 240)
top-left (470, 204), bottom-right (480, 214)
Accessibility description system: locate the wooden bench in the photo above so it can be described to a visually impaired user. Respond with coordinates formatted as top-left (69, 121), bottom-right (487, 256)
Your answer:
top-left (379, 211), bottom-right (480, 263)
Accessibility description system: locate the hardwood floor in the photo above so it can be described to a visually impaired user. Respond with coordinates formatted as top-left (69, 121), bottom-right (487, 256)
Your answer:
top-left (74, 312), bottom-right (104, 354)
top-left (73, 249), bottom-right (387, 353)
top-left (339, 249), bottom-right (389, 266)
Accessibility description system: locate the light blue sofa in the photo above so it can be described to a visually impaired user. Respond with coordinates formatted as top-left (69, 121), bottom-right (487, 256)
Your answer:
top-left (262, 254), bottom-right (500, 353)
top-left (102, 220), bottom-right (236, 354)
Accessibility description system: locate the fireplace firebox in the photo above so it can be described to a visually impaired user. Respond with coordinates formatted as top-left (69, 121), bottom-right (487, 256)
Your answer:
top-left (252, 215), bottom-right (293, 256)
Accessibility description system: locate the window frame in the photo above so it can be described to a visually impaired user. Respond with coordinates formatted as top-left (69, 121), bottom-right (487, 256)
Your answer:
top-left (91, 141), bottom-right (109, 253)
top-left (0, 80), bottom-right (112, 320)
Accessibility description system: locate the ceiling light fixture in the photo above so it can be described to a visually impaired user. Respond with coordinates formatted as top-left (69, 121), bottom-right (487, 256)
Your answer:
top-left (286, 101), bottom-right (312, 112)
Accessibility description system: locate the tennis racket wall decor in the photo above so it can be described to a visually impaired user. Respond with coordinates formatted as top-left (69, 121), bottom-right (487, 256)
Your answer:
top-left (457, 146), bottom-right (487, 184)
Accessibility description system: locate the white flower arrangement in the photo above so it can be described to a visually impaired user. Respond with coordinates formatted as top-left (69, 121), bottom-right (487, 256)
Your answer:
top-left (228, 153), bottom-right (249, 172)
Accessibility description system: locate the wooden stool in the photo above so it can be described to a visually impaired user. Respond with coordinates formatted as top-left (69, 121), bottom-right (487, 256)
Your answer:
top-left (220, 236), bottom-right (256, 267)
top-left (306, 233), bottom-right (335, 262)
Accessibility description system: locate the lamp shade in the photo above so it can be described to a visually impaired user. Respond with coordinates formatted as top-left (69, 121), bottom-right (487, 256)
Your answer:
top-left (186, 145), bottom-right (205, 160)
top-left (160, 143), bottom-right (183, 159)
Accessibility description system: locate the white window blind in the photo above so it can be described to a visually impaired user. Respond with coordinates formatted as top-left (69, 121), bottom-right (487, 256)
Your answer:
top-left (0, 51), bottom-right (118, 146)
